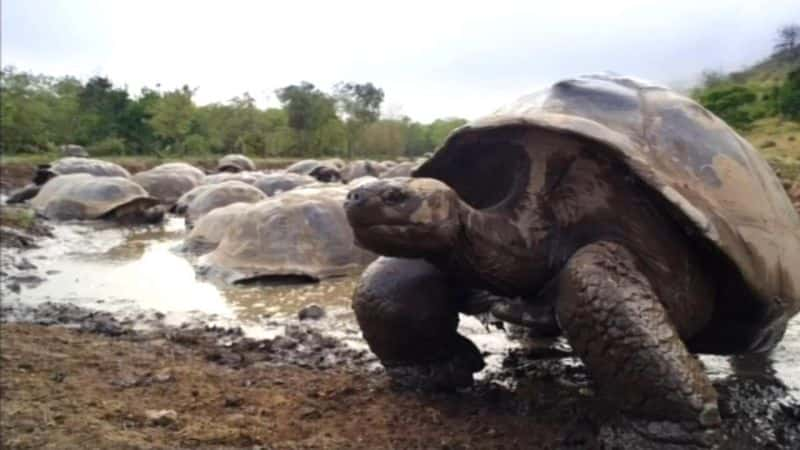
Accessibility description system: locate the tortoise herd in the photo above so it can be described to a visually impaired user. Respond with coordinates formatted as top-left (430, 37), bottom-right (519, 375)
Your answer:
top-left (5, 75), bottom-right (800, 448)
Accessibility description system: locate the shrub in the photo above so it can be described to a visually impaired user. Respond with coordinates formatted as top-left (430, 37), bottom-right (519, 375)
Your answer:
top-left (778, 69), bottom-right (800, 119)
top-left (697, 85), bottom-right (758, 129)
top-left (87, 137), bottom-right (126, 156)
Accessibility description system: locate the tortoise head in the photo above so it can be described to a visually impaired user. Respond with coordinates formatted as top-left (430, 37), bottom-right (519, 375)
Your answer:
top-left (344, 177), bottom-right (462, 257)
top-left (33, 165), bottom-right (57, 185)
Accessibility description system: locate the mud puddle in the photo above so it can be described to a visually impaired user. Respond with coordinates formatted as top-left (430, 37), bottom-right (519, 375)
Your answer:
top-left (5, 216), bottom-right (800, 389)
top-left (4, 217), bottom-right (517, 366)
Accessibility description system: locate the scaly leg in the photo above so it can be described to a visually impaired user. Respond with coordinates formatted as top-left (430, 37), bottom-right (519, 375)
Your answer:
top-left (557, 242), bottom-right (720, 447)
top-left (353, 257), bottom-right (484, 389)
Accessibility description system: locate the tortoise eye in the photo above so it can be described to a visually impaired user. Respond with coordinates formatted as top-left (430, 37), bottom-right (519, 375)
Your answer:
top-left (382, 188), bottom-right (407, 205)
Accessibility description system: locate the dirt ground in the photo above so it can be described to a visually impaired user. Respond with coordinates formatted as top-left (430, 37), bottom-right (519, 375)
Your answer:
top-left (0, 323), bottom-right (564, 450)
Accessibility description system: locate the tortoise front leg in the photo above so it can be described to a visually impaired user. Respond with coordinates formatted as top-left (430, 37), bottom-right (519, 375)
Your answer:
top-left (353, 257), bottom-right (484, 389)
top-left (557, 241), bottom-right (720, 446)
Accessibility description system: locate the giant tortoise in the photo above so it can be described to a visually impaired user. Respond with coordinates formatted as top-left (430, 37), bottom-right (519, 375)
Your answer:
top-left (199, 187), bottom-right (374, 283)
top-left (253, 172), bottom-right (318, 196)
top-left (184, 180), bottom-right (266, 227)
top-left (31, 173), bottom-right (163, 224)
top-left (345, 74), bottom-right (800, 445)
top-left (132, 164), bottom-right (203, 206)
top-left (6, 157), bottom-right (131, 204)
top-left (182, 202), bottom-right (252, 254)
top-left (286, 159), bottom-right (343, 182)
top-left (217, 154), bottom-right (256, 173)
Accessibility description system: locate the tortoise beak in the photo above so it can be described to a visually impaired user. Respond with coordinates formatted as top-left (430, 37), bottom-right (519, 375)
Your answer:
top-left (344, 187), bottom-right (374, 226)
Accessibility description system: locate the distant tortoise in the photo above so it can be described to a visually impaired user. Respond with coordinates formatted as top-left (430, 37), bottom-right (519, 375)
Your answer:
top-left (201, 171), bottom-right (266, 186)
top-left (184, 180), bottom-right (266, 227)
top-left (174, 184), bottom-right (214, 216)
top-left (253, 172), bottom-right (318, 196)
top-left (341, 159), bottom-right (385, 182)
top-left (380, 161), bottom-right (419, 178)
top-left (217, 154), bottom-right (256, 173)
top-left (59, 144), bottom-right (88, 157)
top-left (47, 157), bottom-right (131, 178)
top-left (132, 166), bottom-right (201, 206)
top-left (286, 159), bottom-right (342, 183)
top-left (148, 162), bottom-right (205, 182)
top-left (31, 173), bottom-right (164, 224)
top-left (183, 202), bottom-right (252, 254)
top-left (7, 158), bottom-right (130, 204)
top-left (345, 74), bottom-right (800, 445)
top-left (199, 187), bottom-right (374, 283)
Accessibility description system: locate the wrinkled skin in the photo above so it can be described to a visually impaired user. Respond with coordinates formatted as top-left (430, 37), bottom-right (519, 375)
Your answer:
top-left (345, 143), bottom-right (730, 446)
top-left (352, 257), bottom-right (484, 389)
top-left (103, 198), bottom-right (166, 225)
top-left (5, 166), bottom-right (58, 204)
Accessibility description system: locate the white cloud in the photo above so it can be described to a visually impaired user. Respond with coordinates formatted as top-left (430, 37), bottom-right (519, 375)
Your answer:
top-left (2, 0), bottom-right (798, 121)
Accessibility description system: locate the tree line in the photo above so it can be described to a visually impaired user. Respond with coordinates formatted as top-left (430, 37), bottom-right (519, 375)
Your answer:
top-left (0, 67), bottom-right (467, 159)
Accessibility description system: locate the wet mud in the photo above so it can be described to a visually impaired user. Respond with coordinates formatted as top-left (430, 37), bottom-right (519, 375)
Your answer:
top-left (1, 208), bottom-right (799, 448)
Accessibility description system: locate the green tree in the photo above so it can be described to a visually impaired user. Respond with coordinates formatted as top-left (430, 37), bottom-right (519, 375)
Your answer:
top-left (148, 86), bottom-right (196, 153)
top-left (778, 68), bottom-right (800, 119)
top-left (78, 76), bottom-right (131, 144)
top-left (334, 82), bottom-right (384, 157)
top-left (275, 82), bottom-right (338, 156)
top-left (696, 85), bottom-right (757, 129)
top-left (0, 67), bottom-right (52, 152)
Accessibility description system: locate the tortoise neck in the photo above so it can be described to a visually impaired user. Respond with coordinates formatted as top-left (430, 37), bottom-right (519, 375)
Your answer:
top-left (432, 201), bottom-right (551, 296)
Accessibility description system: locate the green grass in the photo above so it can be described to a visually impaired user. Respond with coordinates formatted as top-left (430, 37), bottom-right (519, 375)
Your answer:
top-left (744, 117), bottom-right (800, 182)
top-left (0, 206), bottom-right (37, 231)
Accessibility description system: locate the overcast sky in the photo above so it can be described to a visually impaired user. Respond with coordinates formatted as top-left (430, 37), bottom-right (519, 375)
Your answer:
top-left (2, 0), bottom-right (798, 121)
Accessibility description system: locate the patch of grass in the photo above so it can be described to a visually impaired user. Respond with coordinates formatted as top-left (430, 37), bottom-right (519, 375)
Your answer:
top-left (743, 117), bottom-right (800, 182)
top-left (0, 207), bottom-right (37, 231)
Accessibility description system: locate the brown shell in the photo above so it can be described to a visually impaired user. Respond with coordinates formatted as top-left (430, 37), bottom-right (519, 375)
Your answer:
top-left (200, 187), bottom-right (375, 282)
top-left (417, 74), bottom-right (800, 317)
top-left (31, 173), bottom-right (152, 220)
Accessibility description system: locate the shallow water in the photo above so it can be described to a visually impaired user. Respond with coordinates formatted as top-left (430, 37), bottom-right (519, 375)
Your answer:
top-left (6, 217), bottom-right (800, 396)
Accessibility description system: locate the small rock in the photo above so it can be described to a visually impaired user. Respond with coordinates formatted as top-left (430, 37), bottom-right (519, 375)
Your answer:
top-left (224, 396), bottom-right (244, 408)
top-left (45, 270), bottom-right (60, 275)
top-left (299, 406), bottom-right (322, 420)
top-left (153, 369), bottom-right (174, 383)
top-left (145, 409), bottom-right (178, 426)
top-left (15, 258), bottom-right (37, 270)
top-left (50, 371), bottom-right (66, 383)
top-left (7, 283), bottom-right (20, 294)
top-left (298, 304), bottom-right (326, 321)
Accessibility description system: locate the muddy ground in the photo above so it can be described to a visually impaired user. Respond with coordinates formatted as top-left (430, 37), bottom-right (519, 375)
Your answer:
top-left (2, 301), bottom-right (800, 450)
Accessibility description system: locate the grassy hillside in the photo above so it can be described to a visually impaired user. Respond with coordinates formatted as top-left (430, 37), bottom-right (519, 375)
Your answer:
top-left (693, 49), bottom-right (800, 184)
top-left (744, 118), bottom-right (800, 183)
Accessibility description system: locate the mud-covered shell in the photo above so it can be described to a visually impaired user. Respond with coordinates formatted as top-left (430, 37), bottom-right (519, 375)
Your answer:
top-left (185, 180), bottom-right (266, 226)
top-left (183, 202), bottom-right (252, 254)
top-left (31, 173), bottom-right (153, 220)
top-left (217, 154), bottom-right (255, 172)
top-left (132, 169), bottom-right (200, 205)
top-left (380, 161), bottom-right (420, 178)
top-left (201, 171), bottom-right (265, 186)
top-left (149, 162), bottom-right (206, 182)
top-left (50, 157), bottom-right (130, 178)
top-left (200, 188), bottom-right (375, 282)
top-left (341, 160), bottom-right (386, 182)
top-left (417, 74), bottom-right (800, 319)
top-left (253, 172), bottom-right (318, 196)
